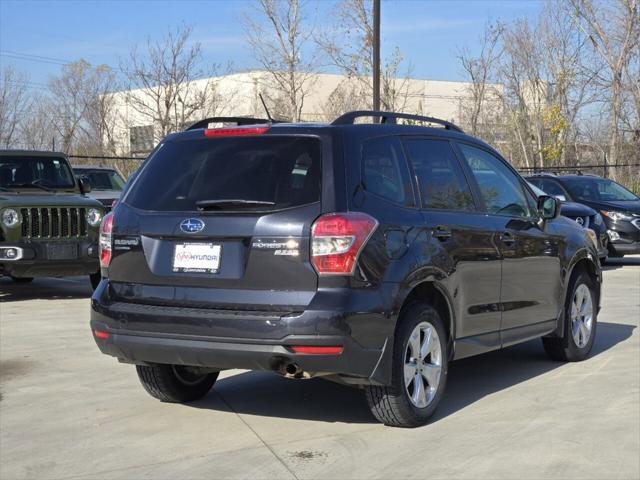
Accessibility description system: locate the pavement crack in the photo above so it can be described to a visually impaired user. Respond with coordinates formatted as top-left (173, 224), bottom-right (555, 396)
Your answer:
top-left (214, 389), bottom-right (300, 480)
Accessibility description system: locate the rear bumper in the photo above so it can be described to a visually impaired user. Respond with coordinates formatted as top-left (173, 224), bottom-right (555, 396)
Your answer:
top-left (0, 239), bottom-right (99, 277)
top-left (90, 327), bottom-right (384, 382)
top-left (90, 281), bottom-right (395, 385)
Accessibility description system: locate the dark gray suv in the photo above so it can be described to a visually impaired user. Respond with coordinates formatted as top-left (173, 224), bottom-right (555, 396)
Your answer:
top-left (91, 112), bottom-right (602, 427)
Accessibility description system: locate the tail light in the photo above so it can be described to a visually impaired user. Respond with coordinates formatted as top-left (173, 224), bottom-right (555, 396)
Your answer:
top-left (311, 212), bottom-right (378, 275)
top-left (99, 212), bottom-right (114, 269)
top-left (204, 125), bottom-right (271, 136)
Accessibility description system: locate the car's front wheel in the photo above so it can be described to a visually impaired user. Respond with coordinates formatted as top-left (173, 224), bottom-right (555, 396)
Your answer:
top-left (136, 364), bottom-right (218, 403)
top-left (542, 269), bottom-right (597, 362)
top-left (365, 303), bottom-right (448, 427)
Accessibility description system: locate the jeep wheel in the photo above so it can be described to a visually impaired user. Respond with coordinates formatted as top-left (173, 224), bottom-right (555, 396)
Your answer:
top-left (10, 276), bottom-right (33, 283)
top-left (136, 364), bottom-right (218, 403)
top-left (365, 303), bottom-right (448, 427)
top-left (89, 272), bottom-right (101, 290)
top-left (542, 270), bottom-right (597, 362)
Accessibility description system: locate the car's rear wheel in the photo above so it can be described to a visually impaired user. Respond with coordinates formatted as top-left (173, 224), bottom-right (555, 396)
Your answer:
top-left (136, 364), bottom-right (218, 403)
top-left (365, 303), bottom-right (448, 427)
top-left (542, 270), bottom-right (597, 362)
top-left (10, 276), bottom-right (33, 283)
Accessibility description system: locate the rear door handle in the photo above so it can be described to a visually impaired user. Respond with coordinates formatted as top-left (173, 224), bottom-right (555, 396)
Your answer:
top-left (434, 225), bottom-right (452, 241)
top-left (500, 231), bottom-right (516, 246)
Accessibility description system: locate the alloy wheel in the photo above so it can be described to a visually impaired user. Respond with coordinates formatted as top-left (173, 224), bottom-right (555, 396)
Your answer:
top-left (571, 284), bottom-right (593, 348)
top-left (404, 321), bottom-right (442, 408)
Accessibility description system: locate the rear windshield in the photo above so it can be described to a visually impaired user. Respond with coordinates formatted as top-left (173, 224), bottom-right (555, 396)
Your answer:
top-left (125, 135), bottom-right (322, 212)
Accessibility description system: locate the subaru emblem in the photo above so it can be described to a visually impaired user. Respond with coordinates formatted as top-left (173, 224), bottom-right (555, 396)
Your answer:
top-left (180, 218), bottom-right (205, 233)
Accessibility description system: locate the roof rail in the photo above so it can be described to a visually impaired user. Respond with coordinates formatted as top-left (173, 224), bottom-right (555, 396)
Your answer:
top-left (184, 117), bottom-right (278, 131)
top-left (331, 110), bottom-right (464, 133)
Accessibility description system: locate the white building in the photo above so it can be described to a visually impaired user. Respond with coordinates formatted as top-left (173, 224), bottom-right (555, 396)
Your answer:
top-left (107, 70), bottom-right (503, 155)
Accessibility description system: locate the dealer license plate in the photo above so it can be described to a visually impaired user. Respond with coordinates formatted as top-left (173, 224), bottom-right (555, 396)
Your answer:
top-left (172, 243), bottom-right (221, 274)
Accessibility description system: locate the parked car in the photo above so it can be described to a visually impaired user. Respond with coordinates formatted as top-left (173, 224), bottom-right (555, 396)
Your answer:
top-left (527, 173), bottom-right (640, 257)
top-left (72, 165), bottom-right (125, 211)
top-left (91, 112), bottom-right (601, 428)
top-left (1, 150), bottom-right (105, 288)
top-left (526, 181), bottom-right (608, 260)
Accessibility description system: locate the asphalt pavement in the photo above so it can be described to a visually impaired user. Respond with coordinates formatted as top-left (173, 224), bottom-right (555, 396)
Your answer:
top-left (1, 256), bottom-right (639, 479)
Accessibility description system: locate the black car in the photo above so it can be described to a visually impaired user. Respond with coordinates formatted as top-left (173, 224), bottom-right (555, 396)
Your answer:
top-left (91, 112), bottom-right (601, 428)
top-left (72, 165), bottom-right (126, 211)
top-left (527, 181), bottom-right (607, 260)
top-left (527, 174), bottom-right (640, 257)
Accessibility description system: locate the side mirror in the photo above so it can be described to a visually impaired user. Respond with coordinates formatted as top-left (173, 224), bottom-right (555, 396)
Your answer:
top-left (78, 178), bottom-right (92, 194)
top-left (554, 194), bottom-right (566, 202)
top-left (538, 195), bottom-right (560, 220)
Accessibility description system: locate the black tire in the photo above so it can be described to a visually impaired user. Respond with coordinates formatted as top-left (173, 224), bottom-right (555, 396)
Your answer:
top-left (10, 276), bottom-right (33, 283)
top-left (364, 303), bottom-right (448, 428)
top-left (136, 364), bottom-right (218, 403)
top-left (542, 270), bottom-right (597, 362)
top-left (89, 272), bottom-right (102, 290)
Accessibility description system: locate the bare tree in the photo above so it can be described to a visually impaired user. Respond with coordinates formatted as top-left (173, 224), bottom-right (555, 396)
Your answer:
top-left (48, 60), bottom-right (95, 153)
top-left (457, 21), bottom-right (504, 138)
top-left (0, 67), bottom-right (30, 148)
top-left (81, 65), bottom-right (120, 156)
top-left (18, 95), bottom-right (56, 151)
top-left (318, 0), bottom-right (414, 112)
top-left (242, 0), bottom-right (319, 121)
top-left (321, 79), bottom-right (369, 121)
top-left (121, 25), bottom-right (225, 140)
top-left (46, 60), bottom-right (121, 155)
top-left (569, 0), bottom-right (639, 175)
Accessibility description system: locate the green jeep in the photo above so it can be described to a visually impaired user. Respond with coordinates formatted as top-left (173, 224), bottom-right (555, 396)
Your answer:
top-left (0, 150), bottom-right (105, 288)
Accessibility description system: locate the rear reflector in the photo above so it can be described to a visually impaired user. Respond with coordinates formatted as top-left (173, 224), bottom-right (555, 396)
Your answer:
top-left (290, 345), bottom-right (344, 354)
top-left (204, 125), bottom-right (271, 137)
top-left (94, 330), bottom-right (110, 339)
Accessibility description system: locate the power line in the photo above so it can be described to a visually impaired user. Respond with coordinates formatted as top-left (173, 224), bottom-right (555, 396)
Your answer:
top-left (0, 50), bottom-right (72, 66)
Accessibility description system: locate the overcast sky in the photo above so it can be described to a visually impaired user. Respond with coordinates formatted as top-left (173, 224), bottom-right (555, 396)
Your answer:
top-left (0, 0), bottom-right (543, 90)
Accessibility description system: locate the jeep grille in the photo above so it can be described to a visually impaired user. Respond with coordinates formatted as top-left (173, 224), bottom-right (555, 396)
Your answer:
top-left (20, 208), bottom-right (87, 239)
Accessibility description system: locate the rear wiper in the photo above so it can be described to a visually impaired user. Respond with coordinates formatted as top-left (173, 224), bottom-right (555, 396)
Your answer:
top-left (11, 182), bottom-right (54, 192)
top-left (196, 199), bottom-right (276, 210)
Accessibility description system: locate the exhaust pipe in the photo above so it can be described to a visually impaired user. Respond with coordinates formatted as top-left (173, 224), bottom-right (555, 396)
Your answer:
top-left (278, 362), bottom-right (311, 379)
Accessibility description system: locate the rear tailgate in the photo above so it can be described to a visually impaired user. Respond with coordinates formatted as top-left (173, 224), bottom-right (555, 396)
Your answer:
top-left (106, 132), bottom-right (323, 316)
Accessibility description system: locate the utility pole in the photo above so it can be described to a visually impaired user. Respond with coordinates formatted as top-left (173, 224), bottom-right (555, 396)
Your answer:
top-left (372, 0), bottom-right (381, 112)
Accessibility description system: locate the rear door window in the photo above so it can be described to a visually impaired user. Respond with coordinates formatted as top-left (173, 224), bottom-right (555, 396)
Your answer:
top-left (403, 138), bottom-right (475, 210)
top-left (125, 136), bottom-right (322, 212)
top-left (362, 136), bottom-right (413, 206)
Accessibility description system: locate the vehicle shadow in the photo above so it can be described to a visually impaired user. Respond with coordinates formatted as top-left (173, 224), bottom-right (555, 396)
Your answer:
top-left (191, 321), bottom-right (635, 425)
top-left (0, 276), bottom-right (92, 302)
top-left (602, 255), bottom-right (640, 271)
